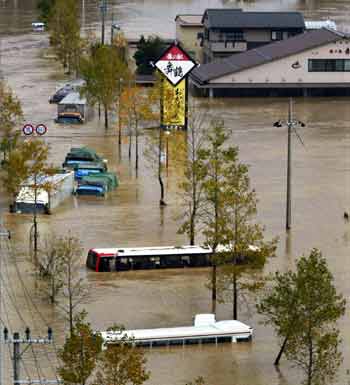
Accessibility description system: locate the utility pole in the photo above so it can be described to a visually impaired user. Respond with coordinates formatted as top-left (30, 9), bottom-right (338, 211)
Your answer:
top-left (100, 0), bottom-right (107, 45)
top-left (33, 173), bottom-right (38, 266)
top-left (273, 98), bottom-right (305, 231)
top-left (3, 327), bottom-right (61, 385)
top-left (0, 224), bottom-right (11, 385)
top-left (286, 98), bottom-right (292, 231)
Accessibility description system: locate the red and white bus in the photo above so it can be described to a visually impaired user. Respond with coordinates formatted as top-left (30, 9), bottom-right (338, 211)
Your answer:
top-left (86, 245), bottom-right (213, 272)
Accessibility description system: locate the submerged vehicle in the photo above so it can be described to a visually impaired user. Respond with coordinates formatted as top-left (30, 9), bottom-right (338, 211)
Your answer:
top-left (86, 244), bottom-right (260, 272)
top-left (56, 92), bottom-right (89, 124)
top-left (63, 147), bottom-right (107, 168)
top-left (13, 170), bottom-right (74, 214)
top-left (32, 22), bottom-right (45, 32)
top-left (73, 163), bottom-right (106, 180)
top-left (101, 314), bottom-right (253, 348)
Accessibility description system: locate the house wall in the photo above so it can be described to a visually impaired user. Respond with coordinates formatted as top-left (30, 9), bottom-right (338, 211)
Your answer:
top-left (176, 20), bottom-right (203, 61)
top-left (211, 38), bottom-right (350, 85)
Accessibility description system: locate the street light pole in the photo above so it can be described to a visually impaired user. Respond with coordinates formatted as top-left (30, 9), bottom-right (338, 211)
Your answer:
top-left (273, 98), bottom-right (305, 231)
top-left (286, 98), bottom-right (292, 230)
top-left (100, 0), bottom-right (107, 45)
top-left (33, 173), bottom-right (38, 265)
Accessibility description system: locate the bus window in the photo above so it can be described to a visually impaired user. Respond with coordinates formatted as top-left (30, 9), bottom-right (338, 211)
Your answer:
top-left (86, 250), bottom-right (97, 270)
top-left (99, 257), bottom-right (111, 272)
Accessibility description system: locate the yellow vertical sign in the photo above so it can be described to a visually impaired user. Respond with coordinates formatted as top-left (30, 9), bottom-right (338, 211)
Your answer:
top-left (162, 79), bottom-right (186, 129)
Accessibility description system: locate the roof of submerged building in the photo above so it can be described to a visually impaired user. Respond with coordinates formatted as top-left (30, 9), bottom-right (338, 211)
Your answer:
top-left (191, 28), bottom-right (346, 84)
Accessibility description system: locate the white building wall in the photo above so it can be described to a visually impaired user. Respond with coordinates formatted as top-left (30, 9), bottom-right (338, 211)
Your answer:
top-left (211, 38), bottom-right (350, 85)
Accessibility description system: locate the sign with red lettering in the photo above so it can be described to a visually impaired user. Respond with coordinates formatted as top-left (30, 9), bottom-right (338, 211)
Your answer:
top-left (155, 44), bottom-right (196, 86)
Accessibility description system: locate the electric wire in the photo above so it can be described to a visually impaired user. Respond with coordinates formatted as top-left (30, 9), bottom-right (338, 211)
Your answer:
top-left (6, 240), bottom-right (60, 381)
top-left (2, 237), bottom-right (59, 382)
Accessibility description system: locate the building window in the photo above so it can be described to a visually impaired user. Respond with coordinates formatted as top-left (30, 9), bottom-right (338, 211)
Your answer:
top-left (218, 30), bottom-right (244, 42)
top-left (271, 31), bottom-right (283, 41)
top-left (308, 59), bottom-right (350, 72)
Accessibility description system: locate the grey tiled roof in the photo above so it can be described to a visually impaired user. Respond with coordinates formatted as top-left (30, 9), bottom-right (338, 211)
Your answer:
top-left (202, 9), bottom-right (305, 29)
top-left (191, 29), bottom-right (345, 84)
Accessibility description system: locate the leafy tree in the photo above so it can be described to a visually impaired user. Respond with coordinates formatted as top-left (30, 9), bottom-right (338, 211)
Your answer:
top-left (215, 146), bottom-right (277, 319)
top-left (200, 119), bottom-right (230, 313)
top-left (49, 0), bottom-right (81, 74)
top-left (133, 35), bottom-right (166, 75)
top-left (80, 44), bottom-right (128, 129)
top-left (257, 249), bottom-right (346, 385)
top-left (120, 83), bottom-right (155, 172)
top-left (56, 235), bottom-right (89, 336)
top-left (37, 0), bottom-right (55, 23)
top-left (0, 81), bottom-right (23, 163)
top-left (177, 101), bottom-right (208, 245)
top-left (93, 340), bottom-right (150, 385)
top-left (58, 311), bottom-right (103, 385)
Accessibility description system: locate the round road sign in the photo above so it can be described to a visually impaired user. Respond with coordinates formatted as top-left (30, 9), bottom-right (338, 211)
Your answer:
top-left (22, 124), bottom-right (34, 136)
top-left (35, 124), bottom-right (47, 136)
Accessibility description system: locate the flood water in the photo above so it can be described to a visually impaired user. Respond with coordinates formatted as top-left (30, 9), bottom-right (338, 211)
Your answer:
top-left (1, 0), bottom-right (350, 384)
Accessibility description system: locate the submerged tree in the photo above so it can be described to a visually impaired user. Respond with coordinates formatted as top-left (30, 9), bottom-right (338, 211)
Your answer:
top-left (80, 44), bottom-right (128, 129)
top-left (177, 101), bottom-right (208, 245)
top-left (93, 339), bottom-right (150, 385)
top-left (200, 120), bottom-right (230, 314)
top-left (257, 249), bottom-right (346, 385)
top-left (120, 83), bottom-right (154, 172)
top-left (0, 81), bottom-right (23, 162)
top-left (37, 0), bottom-right (55, 23)
top-left (133, 35), bottom-right (166, 75)
top-left (215, 145), bottom-right (277, 319)
top-left (58, 311), bottom-right (103, 385)
top-left (56, 235), bottom-right (89, 336)
top-left (49, 0), bottom-right (81, 73)
top-left (38, 233), bottom-right (65, 304)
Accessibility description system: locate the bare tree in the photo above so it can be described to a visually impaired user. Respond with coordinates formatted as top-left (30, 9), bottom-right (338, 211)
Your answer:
top-left (56, 235), bottom-right (89, 336)
top-left (38, 233), bottom-right (65, 304)
top-left (177, 101), bottom-right (208, 245)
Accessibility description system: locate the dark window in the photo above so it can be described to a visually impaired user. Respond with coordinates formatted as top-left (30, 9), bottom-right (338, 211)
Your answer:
top-left (271, 31), bottom-right (283, 41)
top-left (201, 337), bottom-right (216, 344)
top-left (217, 336), bottom-right (233, 343)
top-left (218, 30), bottom-right (244, 41)
top-left (87, 251), bottom-right (97, 269)
top-left (308, 59), bottom-right (350, 72)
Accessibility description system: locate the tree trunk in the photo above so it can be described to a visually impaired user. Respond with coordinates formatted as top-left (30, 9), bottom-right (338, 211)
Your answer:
top-left (233, 271), bottom-right (237, 320)
top-left (104, 105), bottom-right (108, 129)
top-left (158, 127), bottom-right (166, 206)
top-left (308, 337), bottom-right (313, 385)
top-left (69, 294), bottom-right (73, 337)
top-left (274, 336), bottom-right (288, 366)
top-left (190, 215), bottom-right (195, 246)
top-left (135, 132), bottom-right (139, 173)
top-left (211, 264), bottom-right (217, 314)
top-left (128, 131), bottom-right (132, 160)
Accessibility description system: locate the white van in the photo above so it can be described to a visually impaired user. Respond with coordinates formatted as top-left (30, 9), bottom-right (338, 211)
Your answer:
top-left (32, 22), bottom-right (45, 32)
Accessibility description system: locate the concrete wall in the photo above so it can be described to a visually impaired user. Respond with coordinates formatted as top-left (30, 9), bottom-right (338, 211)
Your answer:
top-left (211, 38), bottom-right (350, 85)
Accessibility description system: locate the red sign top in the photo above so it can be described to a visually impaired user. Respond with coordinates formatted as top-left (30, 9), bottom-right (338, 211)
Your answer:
top-left (159, 45), bottom-right (191, 62)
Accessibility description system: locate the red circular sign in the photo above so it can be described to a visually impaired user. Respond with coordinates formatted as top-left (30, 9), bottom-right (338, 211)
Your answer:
top-left (35, 124), bottom-right (47, 136)
top-left (22, 124), bottom-right (34, 136)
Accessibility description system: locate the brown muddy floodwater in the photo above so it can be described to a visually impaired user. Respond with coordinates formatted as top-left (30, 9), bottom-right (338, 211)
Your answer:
top-left (0, 1), bottom-right (350, 384)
